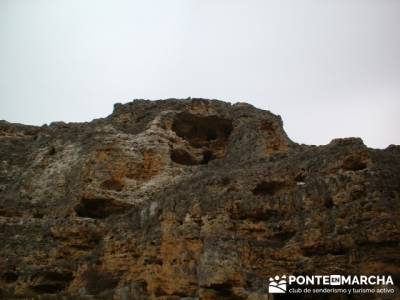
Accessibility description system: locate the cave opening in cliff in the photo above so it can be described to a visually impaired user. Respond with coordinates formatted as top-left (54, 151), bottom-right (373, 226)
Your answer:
top-left (172, 112), bottom-right (233, 147)
top-left (170, 112), bottom-right (233, 164)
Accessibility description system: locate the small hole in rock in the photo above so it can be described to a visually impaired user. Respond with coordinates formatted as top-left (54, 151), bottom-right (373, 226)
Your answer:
top-left (294, 171), bottom-right (306, 182)
top-left (31, 283), bottom-right (66, 294)
top-left (48, 146), bottom-right (56, 155)
top-left (325, 197), bottom-right (334, 208)
top-left (170, 149), bottom-right (199, 165)
top-left (206, 282), bottom-right (241, 298)
top-left (30, 271), bottom-right (73, 294)
top-left (33, 212), bottom-right (44, 219)
top-left (2, 272), bottom-right (18, 283)
top-left (202, 150), bottom-right (216, 164)
top-left (252, 181), bottom-right (285, 196)
top-left (75, 198), bottom-right (129, 219)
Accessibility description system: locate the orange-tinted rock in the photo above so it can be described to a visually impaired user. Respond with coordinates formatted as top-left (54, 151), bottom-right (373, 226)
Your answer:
top-left (0, 99), bottom-right (399, 299)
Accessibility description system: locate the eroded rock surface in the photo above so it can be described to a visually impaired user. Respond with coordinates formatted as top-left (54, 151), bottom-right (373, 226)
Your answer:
top-left (0, 99), bottom-right (399, 299)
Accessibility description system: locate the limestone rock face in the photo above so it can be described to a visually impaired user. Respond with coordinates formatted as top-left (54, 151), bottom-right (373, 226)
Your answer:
top-left (0, 99), bottom-right (399, 299)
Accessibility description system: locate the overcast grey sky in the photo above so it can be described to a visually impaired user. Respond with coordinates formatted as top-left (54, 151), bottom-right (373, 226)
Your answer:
top-left (1, 0), bottom-right (399, 148)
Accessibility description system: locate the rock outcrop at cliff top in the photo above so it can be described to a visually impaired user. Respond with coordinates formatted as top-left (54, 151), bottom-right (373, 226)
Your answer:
top-left (0, 99), bottom-right (399, 299)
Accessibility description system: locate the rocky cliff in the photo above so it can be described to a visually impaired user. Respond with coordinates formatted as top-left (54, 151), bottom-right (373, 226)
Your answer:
top-left (0, 99), bottom-right (399, 299)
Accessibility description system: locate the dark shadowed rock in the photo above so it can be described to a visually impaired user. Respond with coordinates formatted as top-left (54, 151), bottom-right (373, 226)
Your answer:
top-left (0, 99), bottom-right (399, 299)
